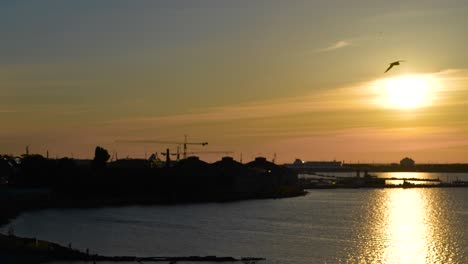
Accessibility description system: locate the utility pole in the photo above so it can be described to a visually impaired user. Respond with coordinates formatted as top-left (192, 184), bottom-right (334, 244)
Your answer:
top-left (165, 148), bottom-right (170, 167)
top-left (184, 135), bottom-right (188, 159)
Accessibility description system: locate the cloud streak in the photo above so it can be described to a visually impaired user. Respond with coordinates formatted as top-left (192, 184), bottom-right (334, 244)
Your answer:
top-left (107, 81), bottom-right (375, 126)
top-left (316, 40), bottom-right (351, 52)
top-left (0, 109), bottom-right (18, 113)
top-left (105, 68), bottom-right (468, 144)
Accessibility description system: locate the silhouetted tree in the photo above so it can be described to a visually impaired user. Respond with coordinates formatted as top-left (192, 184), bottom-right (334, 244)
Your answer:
top-left (400, 157), bottom-right (415, 168)
top-left (92, 146), bottom-right (110, 169)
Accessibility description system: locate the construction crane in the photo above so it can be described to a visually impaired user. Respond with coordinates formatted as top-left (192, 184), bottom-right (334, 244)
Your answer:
top-left (160, 148), bottom-right (180, 161)
top-left (160, 148), bottom-right (233, 161)
top-left (117, 135), bottom-right (208, 159)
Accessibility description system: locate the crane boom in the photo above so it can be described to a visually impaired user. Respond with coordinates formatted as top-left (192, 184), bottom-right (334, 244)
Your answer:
top-left (116, 139), bottom-right (207, 145)
top-left (185, 151), bottom-right (233, 155)
top-left (115, 136), bottom-right (208, 159)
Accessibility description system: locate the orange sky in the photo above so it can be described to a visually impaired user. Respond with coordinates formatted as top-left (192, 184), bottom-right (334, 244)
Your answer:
top-left (1, 2), bottom-right (468, 163)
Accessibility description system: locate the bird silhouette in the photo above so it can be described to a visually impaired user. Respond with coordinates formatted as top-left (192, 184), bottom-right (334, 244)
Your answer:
top-left (384, 60), bottom-right (405, 73)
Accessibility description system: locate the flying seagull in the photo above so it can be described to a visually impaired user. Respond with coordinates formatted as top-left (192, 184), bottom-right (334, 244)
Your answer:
top-left (384, 60), bottom-right (405, 73)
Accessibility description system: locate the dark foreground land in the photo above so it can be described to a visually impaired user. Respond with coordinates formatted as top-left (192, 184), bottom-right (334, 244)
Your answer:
top-left (0, 233), bottom-right (264, 264)
top-left (0, 155), bottom-right (303, 263)
top-left (0, 155), bottom-right (304, 223)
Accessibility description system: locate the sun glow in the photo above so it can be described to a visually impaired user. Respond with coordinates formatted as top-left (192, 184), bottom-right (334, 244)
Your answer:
top-left (374, 75), bottom-right (439, 109)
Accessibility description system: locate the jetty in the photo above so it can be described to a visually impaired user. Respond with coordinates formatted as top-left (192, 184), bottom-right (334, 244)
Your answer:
top-left (299, 173), bottom-right (468, 189)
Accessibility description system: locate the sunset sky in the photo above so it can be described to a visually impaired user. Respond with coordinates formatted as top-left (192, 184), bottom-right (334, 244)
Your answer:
top-left (2, 1), bottom-right (468, 163)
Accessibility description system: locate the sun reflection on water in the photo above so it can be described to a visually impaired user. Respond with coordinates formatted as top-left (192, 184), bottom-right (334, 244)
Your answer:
top-left (347, 188), bottom-right (465, 263)
top-left (379, 189), bottom-right (464, 263)
top-left (383, 189), bottom-right (429, 263)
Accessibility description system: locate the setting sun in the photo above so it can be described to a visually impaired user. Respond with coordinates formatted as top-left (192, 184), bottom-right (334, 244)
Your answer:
top-left (374, 75), bottom-right (439, 110)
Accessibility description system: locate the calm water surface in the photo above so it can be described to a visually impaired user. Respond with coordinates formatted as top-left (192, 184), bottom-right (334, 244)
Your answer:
top-left (3, 178), bottom-right (468, 263)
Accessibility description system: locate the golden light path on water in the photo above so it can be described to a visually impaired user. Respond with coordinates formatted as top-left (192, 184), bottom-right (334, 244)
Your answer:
top-left (347, 187), bottom-right (464, 264)
top-left (382, 189), bottom-right (429, 263)
top-left (378, 189), bottom-right (460, 263)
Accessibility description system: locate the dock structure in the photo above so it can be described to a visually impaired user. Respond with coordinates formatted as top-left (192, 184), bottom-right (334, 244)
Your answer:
top-left (297, 172), bottom-right (468, 189)
top-left (381, 177), bottom-right (440, 182)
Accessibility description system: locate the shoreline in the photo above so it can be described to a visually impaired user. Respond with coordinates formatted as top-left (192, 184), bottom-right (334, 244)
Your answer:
top-left (0, 190), bottom-right (304, 263)
top-left (0, 233), bottom-right (265, 263)
top-left (0, 191), bottom-right (307, 228)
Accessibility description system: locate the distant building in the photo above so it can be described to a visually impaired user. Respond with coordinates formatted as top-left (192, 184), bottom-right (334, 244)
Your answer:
top-left (400, 157), bottom-right (415, 167)
top-left (285, 159), bottom-right (342, 170)
top-left (245, 157), bottom-right (299, 195)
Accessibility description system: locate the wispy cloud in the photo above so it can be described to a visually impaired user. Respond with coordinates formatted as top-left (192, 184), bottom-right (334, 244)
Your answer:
top-left (0, 109), bottom-right (17, 113)
top-left (106, 68), bottom-right (468, 132)
top-left (435, 69), bottom-right (468, 81)
top-left (107, 82), bottom-right (375, 126)
top-left (316, 40), bottom-right (351, 52)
